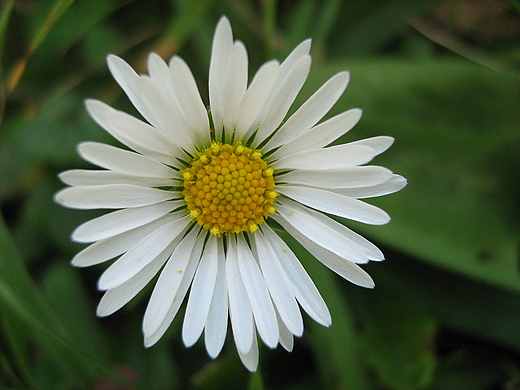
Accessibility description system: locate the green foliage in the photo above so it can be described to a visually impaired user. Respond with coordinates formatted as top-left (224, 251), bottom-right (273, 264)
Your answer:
top-left (0, 214), bottom-right (122, 389)
top-left (1, 0), bottom-right (519, 389)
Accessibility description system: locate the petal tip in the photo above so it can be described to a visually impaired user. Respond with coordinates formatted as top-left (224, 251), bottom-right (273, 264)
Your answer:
top-left (106, 53), bottom-right (125, 69)
top-left (106, 53), bottom-right (119, 62)
top-left (215, 15), bottom-right (233, 39)
top-left (143, 336), bottom-right (155, 348)
top-left (96, 306), bottom-right (110, 318)
top-left (53, 188), bottom-right (69, 207)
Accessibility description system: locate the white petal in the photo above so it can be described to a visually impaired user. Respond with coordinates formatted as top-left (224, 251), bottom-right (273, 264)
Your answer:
top-left (278, 185), bottom-right (390, 225)
top-left (252, 232), bottom-right (303, 336)
top-left (226, 236), bottom-right (255, 354)
top-left (272, 144), bottom-right (375, 170)
top-left (97, 258), bottom-right (164, 317)
top-left (106, 54), bottom-right (158, 127)
top-left (278, 219), bottom-right (375, 288)
top-left (276, 310), bottom-right (294, 352)
top-left (271, 108), bottom-right (362, 159)
top-left (333, 174), bottom-right (408, 199)
top-left (235, 60), bottom-right (279, 139)
top-left (236, 235), bottom-right (279, 349)
top-left (97, 216), bottom-right (191, 290)
top-left (288, 200), bottom-right (385, 261)
top-left (222, 41), bottom-right (248, 139)
top-left (71, 214), bottom-right (177, 267)
top-left (147, 52), bottom-right (176, 105)
top-left (77, 142), bottom-right (176, 178)
top-left (182, 235), bottom-right (219, 347)
top-left (274, 201), bottom-right (368, 264)
top-left (143, 228), bottom-right (204, 347)
top-left (261, 225), bottom-right (331, 326)
top-left (247, 39), bottom-right (311, 143)
top-left (348, 136), bottom-right (394, 155)
top-left (237, 335), bottom-right (259, 372)
top-left (72, 201), bottom-right (182, 243)
top-left (265, 71), bottom-right (350, 150)
top-left (169, 56), bottom-right (211, 146)
top-left (96, 237), bottom-right (180, 316)
top-left (55, 184), bottom-right (176, 210)
top-left (204, 239), bottom-right (228, 358)
top-left (278, 166), bottom-right (393, 189)
top-left (209, 16), bottom-right (234, 138)
top-left (136, 76), bottom-right (195, 152)
top-left (277, 39), bottom-right (311, 82)
top-left (142, 228), bottom-right (202, 339)
top-left (250, 55), bottom-right (311, 147)
top-left (85, 99), bottom-right (182, 166)
top-left (59, 169), bottom-right (177, 188)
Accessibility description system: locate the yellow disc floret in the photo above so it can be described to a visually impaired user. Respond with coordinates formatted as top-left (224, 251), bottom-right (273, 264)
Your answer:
top-left (181, 142), bottom-right (277, 236)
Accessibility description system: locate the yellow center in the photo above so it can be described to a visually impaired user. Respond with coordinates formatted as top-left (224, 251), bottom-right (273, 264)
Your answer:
top-left (181, 142), bottom-right (277, 236)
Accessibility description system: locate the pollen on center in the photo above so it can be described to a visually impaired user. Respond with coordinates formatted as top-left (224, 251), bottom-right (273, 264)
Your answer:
top-left (181, 142), bottom-right (277, 236)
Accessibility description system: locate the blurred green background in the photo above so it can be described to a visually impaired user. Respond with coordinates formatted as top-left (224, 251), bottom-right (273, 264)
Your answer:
top-left (1, 0), bottom-right (519, 389)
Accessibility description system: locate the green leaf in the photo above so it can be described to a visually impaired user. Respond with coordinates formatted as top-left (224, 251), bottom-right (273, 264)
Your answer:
top-left (0, 0), bottom-right (15, 125)
top-left (0, 92), bottom-right (107, 201)
top-left (327, 0), bottom-right (434, 57)
top-left (428, 346), bottom-right (518, 390)
top-left (164, 0), bottom-right (218, 50)
top-left (284, 0), bottom-right (316, 52)
top-left (0, 214), bottom-right (125, 388)
top-left (360, 288), bottom-right (437, 390)
top-left (261, 0), bottom-right (277, 58)
top-left (361, 252), bottom-right (520, 353)
top-left (28, 0), bottom-right (76, 54)
top-left (305, 0), bottom-right (343, 58)
top-left (41, 263), bottom-right (109, 362)
top-left (0, 0), bottom-right (14, 60)
top-left (29, 0), bottom-right (124, 62)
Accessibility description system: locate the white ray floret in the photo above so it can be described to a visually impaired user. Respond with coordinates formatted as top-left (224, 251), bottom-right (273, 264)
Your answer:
top-left (97, 216), bottom-right (191, 290)
top-left (144, 230), bottom-right (205, 347)
top-left (277, 185), bottom-right (390, 225)
top-left (278, 165), bottom-right (393, 189)
top-left (264, 71), bottom-right (350, 150)
top-left (271, 108), bottom-right (363, 159)
top-left (55, 184), bottom-right (176, 209)
top-left (226, 237), bottom-right (255, 354)
top-left (59, 169), bottom-right (177, 187)
top-left (252, 231), bottom-right (304, 336)
top-left (72, 201), bottom-right (181, 243)
top-left (204, 239), bottom-right (229, 358)
top-left (77, 142), bottom-right (176, 178)
top-left (182, 235), bottom-right (219, 347)
top-left (272, 144), bottom-right (375, 170)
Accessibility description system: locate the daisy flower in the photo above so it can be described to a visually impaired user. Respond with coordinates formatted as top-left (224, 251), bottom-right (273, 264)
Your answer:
top-left (55, 16), bottom-right (406, 371)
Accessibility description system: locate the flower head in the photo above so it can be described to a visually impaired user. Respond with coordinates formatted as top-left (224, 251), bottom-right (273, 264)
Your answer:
top-left (55, 16), bottom-right (406, 371)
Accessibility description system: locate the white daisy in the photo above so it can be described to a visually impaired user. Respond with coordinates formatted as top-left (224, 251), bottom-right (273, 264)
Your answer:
top-left (55, 16), bottom-right (406, 371)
